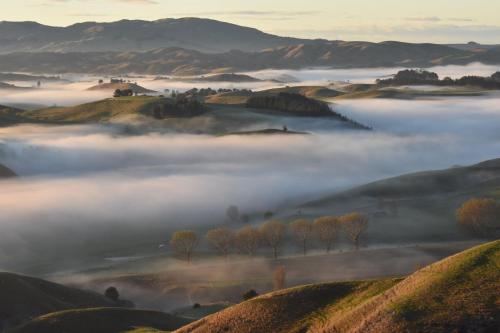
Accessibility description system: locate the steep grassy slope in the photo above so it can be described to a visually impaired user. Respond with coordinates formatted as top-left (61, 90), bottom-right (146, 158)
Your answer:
top-left (9, 308), bottom-right (192, 333)
top-left (314, 240), bottom-right (500, 333)
top-left (174, 241), bottom-right (499, 333)
top-left (0, 272), bottom-right (118, 328)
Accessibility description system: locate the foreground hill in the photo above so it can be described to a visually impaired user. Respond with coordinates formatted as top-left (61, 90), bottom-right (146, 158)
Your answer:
top-left (175, 241), bottom-right (499, 333)
top-left (0, 272), bottom-right (119, 329)
top-left (0, 41), bottom-right (497, 75)
top-left (10, 308), bottom-right (192, 333)
top-left (0, 18), bottom-right (306, 54)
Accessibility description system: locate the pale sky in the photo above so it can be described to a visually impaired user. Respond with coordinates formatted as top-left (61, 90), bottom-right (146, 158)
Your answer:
top-left (2, 0), bottom-right (500, 43)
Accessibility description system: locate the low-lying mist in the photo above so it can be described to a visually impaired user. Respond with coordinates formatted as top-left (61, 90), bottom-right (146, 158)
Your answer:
top-left (1, 65), bottom-right (500, 274)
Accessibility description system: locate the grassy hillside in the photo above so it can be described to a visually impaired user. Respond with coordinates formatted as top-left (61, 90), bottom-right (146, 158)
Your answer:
top-left (0, 272), bottom-right (118, 328)
top-left (296, 158), bottom-right (500, 243)
top-left (0, 104), bottom-right (29, 125)
top-left (174, 241), bottom-right (499, 333)
top-left (315, 240), bottom-right (500, 333)
top-left (9, 308), bottom-right (192, 333)
top-left (17, 96), bottom-right (191, 123)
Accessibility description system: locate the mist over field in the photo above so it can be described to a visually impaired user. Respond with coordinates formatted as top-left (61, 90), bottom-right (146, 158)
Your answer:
top-left (1, 65), bottom-right (500, 273)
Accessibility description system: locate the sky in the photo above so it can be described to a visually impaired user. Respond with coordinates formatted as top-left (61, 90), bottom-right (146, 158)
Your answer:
top-left (1, 0), bottom-right (500, 43)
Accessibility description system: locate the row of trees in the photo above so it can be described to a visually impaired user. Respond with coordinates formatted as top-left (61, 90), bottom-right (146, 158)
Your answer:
top-left (169, 213), bottom-right (369, 262)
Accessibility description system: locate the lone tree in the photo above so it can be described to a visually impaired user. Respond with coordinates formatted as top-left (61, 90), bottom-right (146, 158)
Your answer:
top-left (235, 226), bottom-right (262, 256)
top-left (313, 216), bottom-right (340, 253)
top-left (170, 230), bottom-right (199, 263)
top-left (206, 227), bottom-right (235, 258)
top-left (340, 213), bottom-right (369, 250)
top-left (290, 219), bottom-right (313, 255)
top-left (273, 266), bottom-right (286, 290)
top-left (456, 198), bottom-right (499, 235)
top-left (260, 220), bottom-right (286, 259)
top-left (104, 286), bottom-right (119, 302)
top-left (226, 205), bottom-right (240, 223)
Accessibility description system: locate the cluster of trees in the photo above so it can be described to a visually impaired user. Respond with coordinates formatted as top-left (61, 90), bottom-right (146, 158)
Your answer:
top-left (169, 213), bottom-right (369, 263)
top-left (377, 69), bottom-right (500, 89)
top-left (113, 89), bottom-right (135, 97)
top-left (151, 97), bottom-right (206, 119)
top-left (181, 87), bottom-right (252, 100)
top-left (456, 198), bottom-right (500, 235)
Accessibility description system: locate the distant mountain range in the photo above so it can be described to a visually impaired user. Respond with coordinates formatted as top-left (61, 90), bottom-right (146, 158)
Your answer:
top-left (0, 18), bottom-right (499, 75)
top-left (1, 42), bottom-right (499, 76)
top-left (0, 18), bottom-right (309, 54)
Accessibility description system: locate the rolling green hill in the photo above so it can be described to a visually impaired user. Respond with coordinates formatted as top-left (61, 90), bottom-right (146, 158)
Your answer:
top-left (9, 308), bottom-right (192, 333)
top-left (174, 241), bottom-right (499, 333)
top-left (0, 272), bottom-right (119, 329)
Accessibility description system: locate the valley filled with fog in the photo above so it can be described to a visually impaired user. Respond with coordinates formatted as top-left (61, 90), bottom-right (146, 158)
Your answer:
top-left (0, 63), bottom-right (499, 275)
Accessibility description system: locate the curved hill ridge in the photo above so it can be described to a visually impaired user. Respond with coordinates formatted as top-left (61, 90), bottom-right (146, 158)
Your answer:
top-left (174, 241), bottom-right (499, 333)
top-left (9, 307), bottom-right (192, 333)
top-left (0, 272), bottom-right (118, 329)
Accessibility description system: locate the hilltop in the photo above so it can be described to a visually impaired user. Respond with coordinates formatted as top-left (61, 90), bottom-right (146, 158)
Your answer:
top-left (174, 241), bottom-right (499, 333)
top-left (9, 308), bottom-right (192, 333)
top-left (87, 82), bottom-right (156, 94)
top-left (0, 272), bottom-right (119, 329)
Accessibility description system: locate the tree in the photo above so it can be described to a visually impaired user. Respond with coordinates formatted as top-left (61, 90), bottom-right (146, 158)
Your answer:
top-left (242, 289), bottom-right (259, 301)
top-left (235, 226), bottom-right (261, 256)
top-left (260, 220), bottom-right (286, 259)
top-left (264, 211), bottom-right (274, 219)
top-left (206, 227), bottom-right (235, 258)
top-left (170, 230), bottom-right (199, 263)
top-left (104, 286), bottom-right (119, 302)
top-left (340, 213), bottom-right (369, 250)
top-left (290, 219), bottom-right (313, 255)
top-left (456, 198), bottom-right (499, 235)
top-left (226, 205), bottom-right (240, 223)
top-left (273, 266), bottom-right (286, 290)
top-left (313, 216), bottom-right (340, 253)
top-left (241, 214), bottom-right (250, 223)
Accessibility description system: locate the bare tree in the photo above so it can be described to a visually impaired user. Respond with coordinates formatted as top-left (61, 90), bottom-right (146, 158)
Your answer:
top-left (456, 198), bottom-right (499, 235)
top-left (260, 220), bottom-right (286, 259)
top-left (226, 205), bottom-right (240, 223)
top-left (340, 213), bottom-right (369, 250)
top-left (206, 227), bottom-right (235, 258)
top-left (170, 230), bottom-right (199, 263)
top-left (273, 266), bottom-right (286, 290)
top-left (313, 216), bottom-right (340, 253)
top-left (235, 226), bottom-right (262, 256)
top-left (290, 219), bottom-right (313, 255)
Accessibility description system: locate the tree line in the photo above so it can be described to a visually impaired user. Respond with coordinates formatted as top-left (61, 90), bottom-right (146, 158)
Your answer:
top-left (169, 213), bottom-right (369, 263)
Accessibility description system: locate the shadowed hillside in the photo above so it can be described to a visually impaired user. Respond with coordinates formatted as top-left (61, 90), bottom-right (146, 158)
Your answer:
top-left (0, 163), bottom-right (16, 178)
top-left (174, 241), bottom-right (499, 333)
top-left (0, 272), bottom-right (119, 329)
top-left (9, 308), bottom-right (192, 333)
